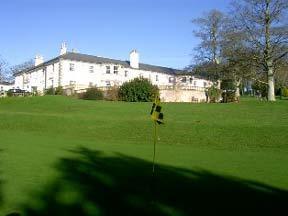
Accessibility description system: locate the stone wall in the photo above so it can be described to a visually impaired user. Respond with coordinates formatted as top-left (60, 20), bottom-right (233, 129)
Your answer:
top-left (160, 89), bottom-right (207, 103)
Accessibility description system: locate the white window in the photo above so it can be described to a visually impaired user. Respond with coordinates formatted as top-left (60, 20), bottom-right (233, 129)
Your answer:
top-left (194, 81), bottom-right (197, 86)
top-left (89, 66), bottom-right (94, 73)
top-left (114, 66), bottom-right (119, 74)
top-left (156, 75), bottom-right (159, 81)
top-left (106, 66), bottom-right (111, 74)
top-left (124, 71), bottom-right (128, 77)
top-left (70, 63), bottom-right (75, 71)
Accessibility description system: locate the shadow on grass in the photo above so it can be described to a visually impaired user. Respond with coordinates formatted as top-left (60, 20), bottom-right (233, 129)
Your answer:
top-left (21, 147), bottom-right (287, 216)
top-left (0, 149), bottom-right (3, 208)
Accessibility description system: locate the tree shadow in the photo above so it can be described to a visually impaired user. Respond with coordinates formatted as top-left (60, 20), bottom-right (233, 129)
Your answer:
top-left (21, 147), bottom-right (288, 216)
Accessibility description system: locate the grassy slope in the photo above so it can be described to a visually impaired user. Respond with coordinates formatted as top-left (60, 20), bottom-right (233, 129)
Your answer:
top-left (0, 96), bottom-right (288, 214)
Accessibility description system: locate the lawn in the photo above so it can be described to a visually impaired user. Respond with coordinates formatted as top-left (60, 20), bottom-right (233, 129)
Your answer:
top-left (0, 96), bottom-right (287, 215)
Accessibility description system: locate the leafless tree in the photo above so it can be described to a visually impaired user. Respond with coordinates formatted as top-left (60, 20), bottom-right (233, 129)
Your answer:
top-left (231, 0), bottom-right (288, 101)
top-left (192, 9), bottom-right (229, 80)
top-left (0, 58), bottom-right (9, 82)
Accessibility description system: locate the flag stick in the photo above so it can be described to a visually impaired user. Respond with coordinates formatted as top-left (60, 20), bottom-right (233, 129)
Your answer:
top-left (152, 120), bottom-right (157, 173)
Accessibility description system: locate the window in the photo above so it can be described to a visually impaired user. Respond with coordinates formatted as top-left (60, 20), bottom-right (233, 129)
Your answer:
top-left (204, 82), bottom-right (207, 87)
top-left (70, 63), bottom-right (75, 71)
top-left (89, 82), bottom-right (94, 87)
top-left (106, 66), bottom-right (111, 74)
top-left (89, 66), bottom-right (94, 73)
top-left (181, 77), bottom-right (187, 83)
top-left (194, 81), bottom-right (197, 86)
top-left (69, 81), bottom-right (76, 85)
top-left (124, 71), bottom-right (128, 77)
top-left (156, 75), bottom-right (159, 81)
top-left (189, 78), bottom-right (193, 84)
top-left (105, 81), bottom-right (111, 87)
top-left (114, 66), bottom-right (119, 74)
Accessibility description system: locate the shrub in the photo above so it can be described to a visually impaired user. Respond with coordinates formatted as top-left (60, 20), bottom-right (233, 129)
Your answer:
top-left (220, 79), bottom-right (237, 103)
top-left (207, 84), bottom-right (222, 103)
top-left (79, 87), bottom-right (104, 100)
top-left (55, 86), bottom-right (64, 95)
top-left (282, 87), bottom-right (288, 97)
top-left (119, 77), bottom-right (159, 102)
top-left (252, 82), bottom-right (268, 99)
top-left (104, 86), bottom-right (120, 101)
top-left (45, 87), bottom-right (54, 95)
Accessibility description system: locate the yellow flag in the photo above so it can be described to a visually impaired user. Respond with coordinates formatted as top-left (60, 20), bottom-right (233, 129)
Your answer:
top-left (150, 96), bottom-right (164, 124)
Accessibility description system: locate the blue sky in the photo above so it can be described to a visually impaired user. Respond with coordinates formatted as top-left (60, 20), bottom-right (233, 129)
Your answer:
top-left (0, 0), bottom-right (230, 69)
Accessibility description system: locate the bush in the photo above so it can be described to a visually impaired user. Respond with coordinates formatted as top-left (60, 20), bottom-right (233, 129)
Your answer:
top-left (55, 86), bottom-right (64, 95)
top-left (220, 79), bottom-right (237, 103)
top-left (252, 82), bottom-right (267, 99)
top-left (119, 77), bottom-right (159, 102)
top-left (104, 86), bottom-right (120, 101)
top-left (282, 87), bottom-right (288, 97)
top-left (45, 87), bottom-right (54, 95)
top-left (207, 84), bottom-right (222, 103)
top-left (79, 87), bottom-right (104, 100)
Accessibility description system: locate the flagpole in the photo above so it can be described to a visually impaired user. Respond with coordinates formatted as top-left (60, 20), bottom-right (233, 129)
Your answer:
top-left (153, 120), bottom-right (157, 173)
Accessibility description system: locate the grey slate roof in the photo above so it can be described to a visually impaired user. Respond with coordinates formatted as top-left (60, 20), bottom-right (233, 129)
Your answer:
top-left (0, 81), bottom-right (14, 85)
top-left (62, 52), bottom-right (183, 75)
top-left (15, 52), bottom-right (184, 76)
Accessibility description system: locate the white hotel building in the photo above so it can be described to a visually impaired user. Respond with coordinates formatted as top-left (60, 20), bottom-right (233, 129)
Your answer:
top-left (14, 44), bottom-right (212, 102)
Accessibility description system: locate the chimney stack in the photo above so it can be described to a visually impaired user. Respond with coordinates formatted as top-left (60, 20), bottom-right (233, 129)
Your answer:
top-left (129, 50), bottom-right (139, 69)
top-left (34, 55), bottom-right (44, 66)
top-left (60, 42), bottom-right (67, 55)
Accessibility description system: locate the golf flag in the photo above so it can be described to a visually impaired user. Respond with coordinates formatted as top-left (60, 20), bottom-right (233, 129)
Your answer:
top-left (150, 96), bottom-right (163, 174)
top-left (150, 96), bottom-right (164, 124)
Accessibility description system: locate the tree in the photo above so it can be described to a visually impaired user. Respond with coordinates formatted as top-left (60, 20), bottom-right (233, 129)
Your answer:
top-left (192, 9), bottom-right (228, 80)
top-left (0, 58), bottom-right (9, 82)
top-left (231, 0), bottom-right (288, 101)
top-left (10, 59), bottom-right (34, 75)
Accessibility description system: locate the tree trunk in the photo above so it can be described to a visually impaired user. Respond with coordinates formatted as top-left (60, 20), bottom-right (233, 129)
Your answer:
top-left (235, 79), bottom-right (241, 101)
top-left (267, 65), bottom-right (276, 101)
top-left (264, 0), bottom-right (275, 101)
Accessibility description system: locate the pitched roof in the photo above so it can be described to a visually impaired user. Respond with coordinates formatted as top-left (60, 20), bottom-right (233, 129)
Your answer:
top-left (0, 81), bottom-right (14, 85)
top-left (15, 52), bottom-right (184, 76)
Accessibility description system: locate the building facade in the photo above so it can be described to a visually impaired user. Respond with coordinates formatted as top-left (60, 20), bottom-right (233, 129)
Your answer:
top-left (14, 44), bottom-right (213, 102)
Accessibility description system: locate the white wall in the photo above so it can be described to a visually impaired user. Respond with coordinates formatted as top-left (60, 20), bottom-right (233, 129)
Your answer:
top-left (14, 59), bottom-right (213, 102)
top-left (60, 60), bottom-right (173, 90)
top-left (0, 83), bottom-right (14, 91)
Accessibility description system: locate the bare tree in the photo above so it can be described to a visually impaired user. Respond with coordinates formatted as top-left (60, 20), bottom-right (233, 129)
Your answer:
top-left (10, 59), bottom-right (34, 75)
top-left (192, 9), bottom-right (228, 80)
top-left (231, 0), bottom-right (288, 101)
top-left (0, 58), bottom-right (9, 82)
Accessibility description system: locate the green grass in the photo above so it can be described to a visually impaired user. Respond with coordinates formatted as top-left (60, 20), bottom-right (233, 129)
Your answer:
top-left (0, 96), bottom-right (288, 215)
